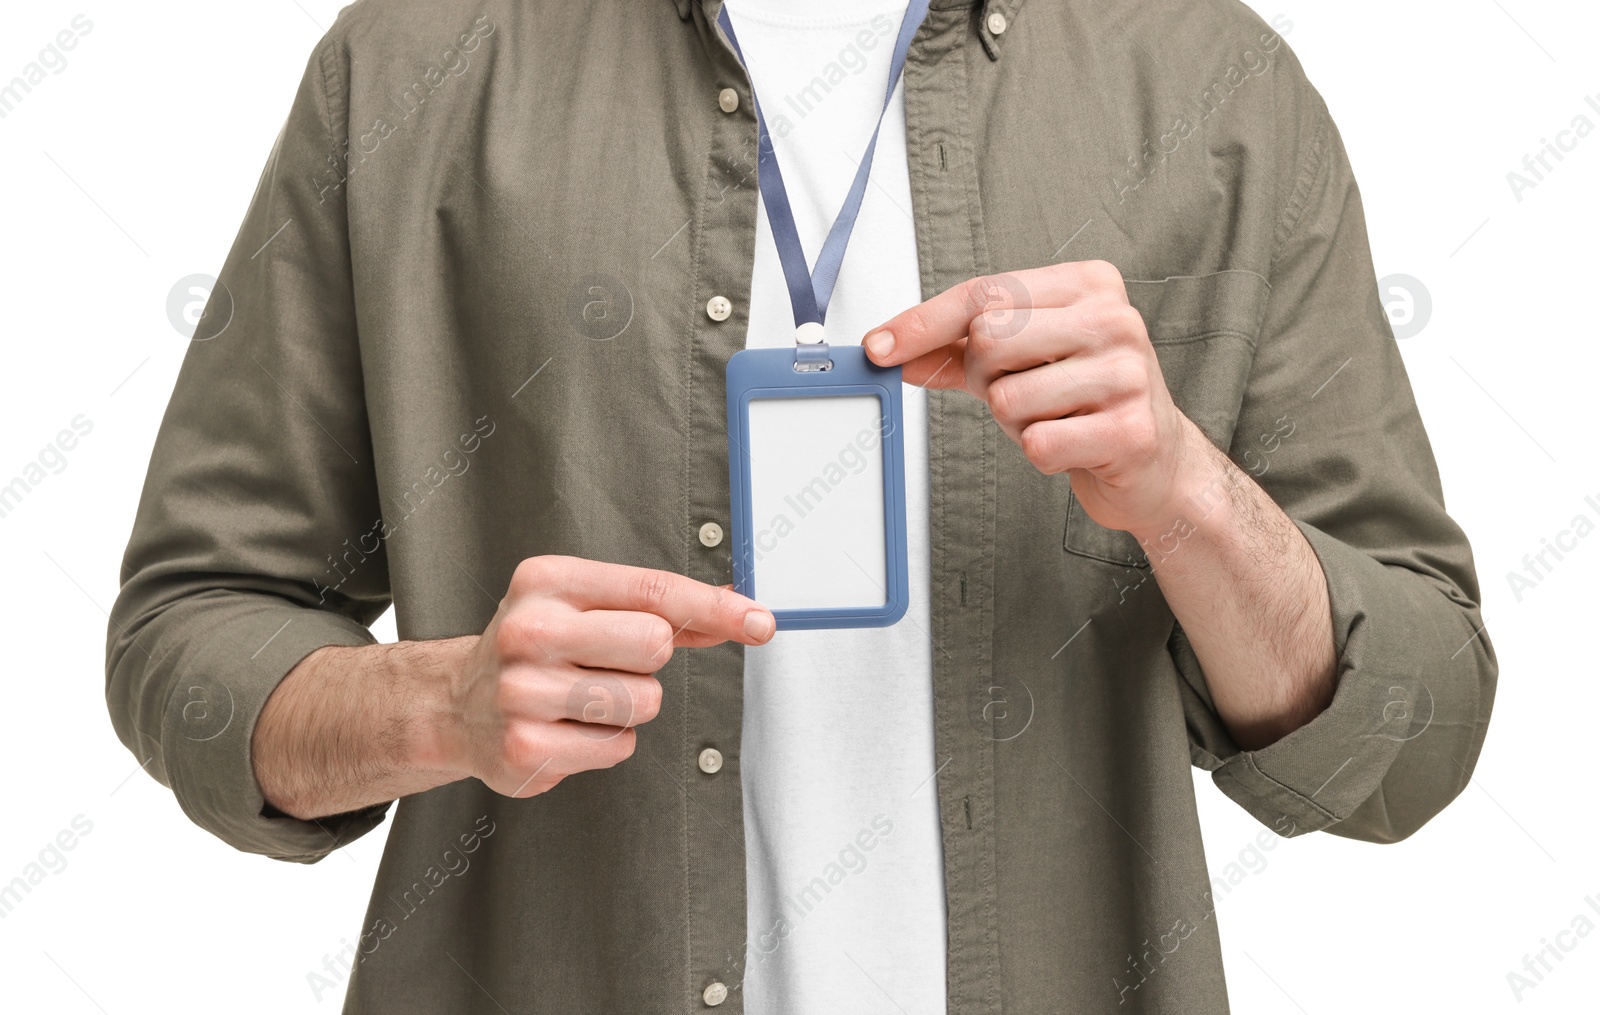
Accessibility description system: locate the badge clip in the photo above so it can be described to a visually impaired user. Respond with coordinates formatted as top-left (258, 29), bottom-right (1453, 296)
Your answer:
top-left (793, 322), bottom-right (832, 373)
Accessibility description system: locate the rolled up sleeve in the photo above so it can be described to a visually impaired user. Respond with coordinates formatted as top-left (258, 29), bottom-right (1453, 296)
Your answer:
top-left (1179, 89), bottom-right (1498, 843)
top-left (106, 36), bottom-right (392, 861)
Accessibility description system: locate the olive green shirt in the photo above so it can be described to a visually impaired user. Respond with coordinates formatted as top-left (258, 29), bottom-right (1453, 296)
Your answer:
top-left (107, 0), bottom-right (1496, 1011)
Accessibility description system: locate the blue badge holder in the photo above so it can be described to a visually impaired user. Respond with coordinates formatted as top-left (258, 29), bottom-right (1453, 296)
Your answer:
top-left (726, 345), bottom-right (908, 630)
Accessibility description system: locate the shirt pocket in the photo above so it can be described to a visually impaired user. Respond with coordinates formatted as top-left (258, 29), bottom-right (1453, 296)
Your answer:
top-left (1062, 269), bottom-right (1269, 568)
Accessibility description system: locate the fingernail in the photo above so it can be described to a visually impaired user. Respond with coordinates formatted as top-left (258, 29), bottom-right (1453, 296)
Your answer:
top-left (865, 330), bottom-right (894, 359)
top-left (743, 610), bottom-right (775, 642)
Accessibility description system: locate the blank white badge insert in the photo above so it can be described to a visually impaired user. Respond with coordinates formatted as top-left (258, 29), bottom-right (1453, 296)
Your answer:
top-left (745, 394), bottom-right (888, 611)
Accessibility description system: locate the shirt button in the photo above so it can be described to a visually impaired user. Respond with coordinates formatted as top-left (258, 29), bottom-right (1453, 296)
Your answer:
top-left (986, 10), bottom-right (1008, 34)
top-left (698, 521), bottom-right (724, 548)
top-left (698, 747), bottom-right (724, 774)
top-left (718, 87), bottom-right (740, 113)
top-left (706, 296), bottom-right (733, 322)
top-left (703, 981), bottom-right (729, 1006)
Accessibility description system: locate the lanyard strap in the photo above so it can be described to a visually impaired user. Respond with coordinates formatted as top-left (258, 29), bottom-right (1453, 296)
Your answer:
top-left (717, 0), bottom-right (930, 347)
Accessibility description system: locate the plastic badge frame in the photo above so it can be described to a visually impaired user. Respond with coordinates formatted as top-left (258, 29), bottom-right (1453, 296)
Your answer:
top-left (726, 345), bottom-right (909, 630)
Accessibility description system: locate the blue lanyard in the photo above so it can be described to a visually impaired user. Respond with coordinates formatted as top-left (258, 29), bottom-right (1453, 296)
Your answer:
top-left (717, 0), bottom-right (930, 349)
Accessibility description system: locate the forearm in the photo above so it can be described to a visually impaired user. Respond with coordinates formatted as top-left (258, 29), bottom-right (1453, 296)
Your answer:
top-left (252, 637), bottom-right (475, 821)
top-left (1131, 418), bottom-right (1337, 750)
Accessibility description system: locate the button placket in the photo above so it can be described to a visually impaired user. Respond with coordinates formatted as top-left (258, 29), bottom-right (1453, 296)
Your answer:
top-left (685, 34), bottom-right (759, 1013)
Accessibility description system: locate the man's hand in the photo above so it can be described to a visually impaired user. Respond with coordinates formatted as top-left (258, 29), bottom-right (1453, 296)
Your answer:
top-left (862, 259), bottom-right (1208, 540)
top-left (864, 260), bottom-right (1338, 750)
top-left (435, 556), bottom-right (774, 798)
top-left (253, 557), bottom-right (774, 819)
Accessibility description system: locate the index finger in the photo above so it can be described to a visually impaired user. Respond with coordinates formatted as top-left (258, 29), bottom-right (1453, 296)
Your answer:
top-left (862, 261), bottom-right (1121, 367)
top-left (530, 557), bottom-right (775, 645)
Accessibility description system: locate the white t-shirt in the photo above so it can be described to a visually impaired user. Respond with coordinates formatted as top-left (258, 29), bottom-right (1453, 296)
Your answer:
top-left (725, 1), bottom-right (948, 1013)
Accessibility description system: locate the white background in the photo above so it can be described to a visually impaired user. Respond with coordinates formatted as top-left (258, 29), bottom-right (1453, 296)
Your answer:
top-left (0, 1), bottom-right (1595, 1012)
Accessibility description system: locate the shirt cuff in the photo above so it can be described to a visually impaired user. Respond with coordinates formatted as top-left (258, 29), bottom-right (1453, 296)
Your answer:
top-left (158, 604), bottom-right (390, 862)
top-left (1202, 520), bottom-right (1435, 837)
